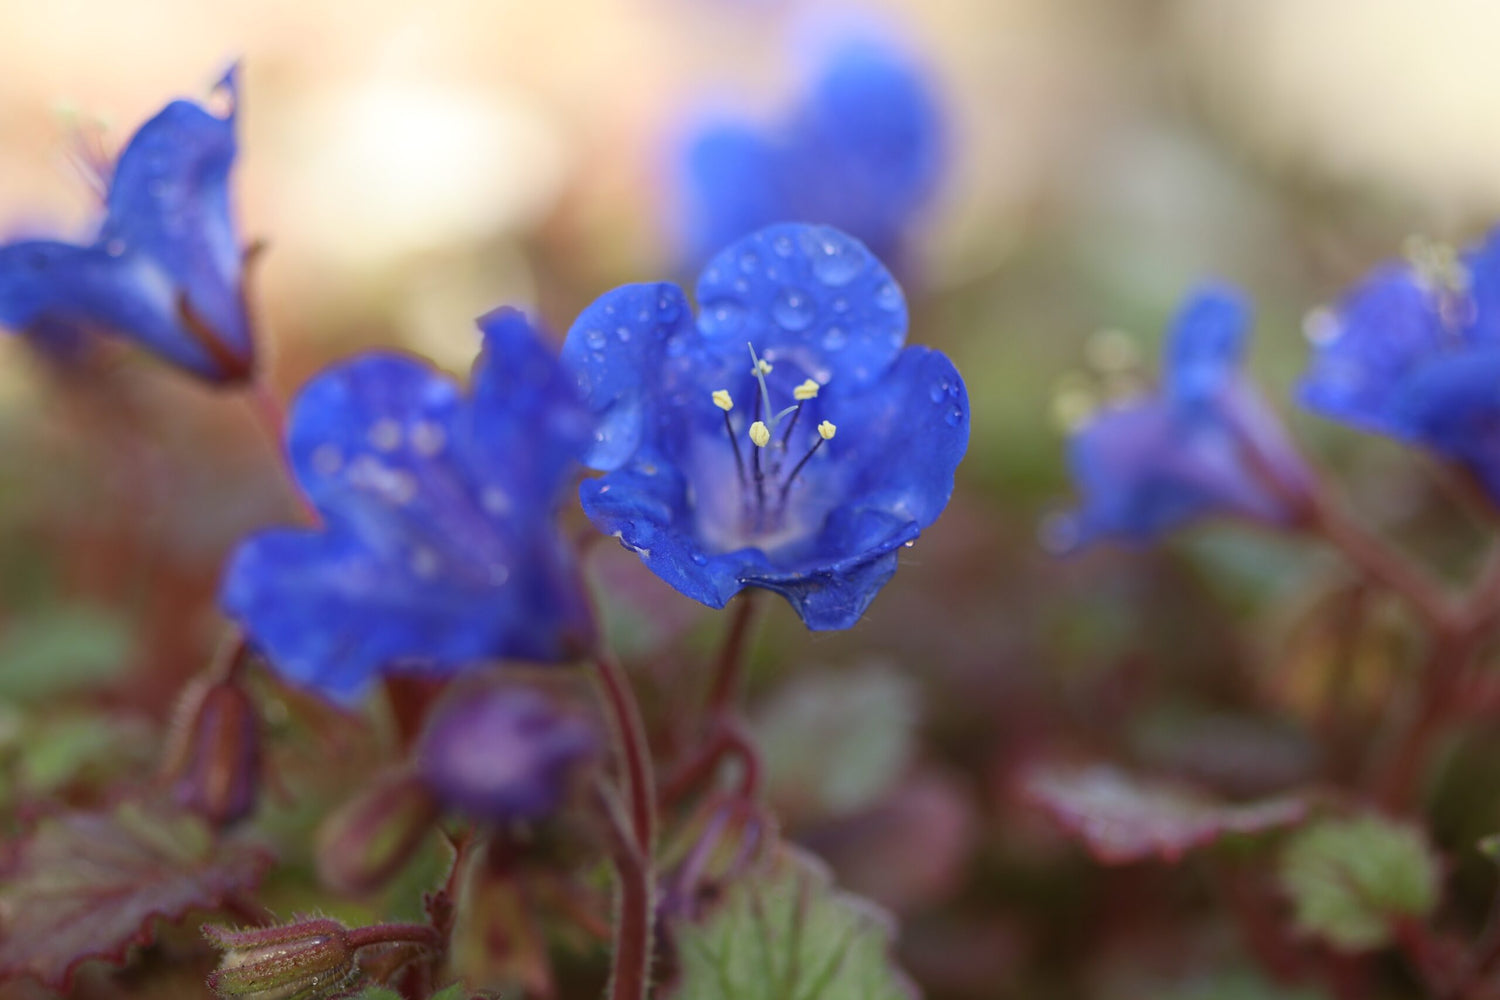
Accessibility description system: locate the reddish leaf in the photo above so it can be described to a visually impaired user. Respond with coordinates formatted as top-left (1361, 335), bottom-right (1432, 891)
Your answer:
top-left (1019, 762), bottom-right (1307, 864)
top-left (0, 798), bottom-right (273, 989)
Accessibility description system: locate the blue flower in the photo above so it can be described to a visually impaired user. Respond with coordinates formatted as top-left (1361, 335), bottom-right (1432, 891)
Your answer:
top-left (416, 682), bottom-right (598, 823)
top-left (220, 309), bottom-right (595, 701)
top-left (561, 223), bottom-right (968, 630)
top-left (682, 33), bottom-right (942, 267)
top-left (1064, 285), bottom-right (1313, 545)
top-left (0, 66), bottom-right (253, 383)
top-left (1300, 230), bottom-right (1500, 501)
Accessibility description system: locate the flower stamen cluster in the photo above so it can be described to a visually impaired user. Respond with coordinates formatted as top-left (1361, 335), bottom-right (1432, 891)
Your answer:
top-left (713, 343), bottom-right (835, 534)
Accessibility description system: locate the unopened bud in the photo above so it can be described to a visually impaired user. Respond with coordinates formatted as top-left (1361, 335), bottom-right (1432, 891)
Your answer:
top-left (316, 769), bottom-right (439, 895)
top-left (204, 919), bottom-right (357, 999)
top-left (165, 678), bottom-right (262, 828)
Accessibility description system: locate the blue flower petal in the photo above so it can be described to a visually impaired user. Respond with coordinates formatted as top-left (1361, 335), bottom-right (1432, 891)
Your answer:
top-left (1064, 284), bottom-right (1310, 546)
top-left (560, 282), bottom-right (698, 471)
top-left (566, 223), bottom-right (967, 629)
top-left (821, 345), bottom-right (968, 527)
top-left (1067, 398), bottom-right (1289, 543)
top-left (470, 306), bottom-right (595, 489)
top-left (98, 66), bottom-right (247, 361)
top-left (696, 223), bottom-right (905, 389)
top-left (677, 33), bottom-right (941, 267)
top-left (1166, 283), bottom-right (1250, 407)
top-left (222, 313), bottom-right (592, 702)
top-left (0, 66), bottom-right (250, 383)
top-left (1391, 348), bottom-right (1500, 494)
top-left (1299, 266), bottom-right (1446, 436)
top-left (684, 123), bottom-right (785, 266)
top-left (785, 38), bottom-right (942, 259)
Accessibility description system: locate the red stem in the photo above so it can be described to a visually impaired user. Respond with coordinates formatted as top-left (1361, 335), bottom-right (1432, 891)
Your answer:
top-left (590, 650), bottom-right (655, 856)
top-left (593, 780), bottom-right (654, 1000)
top-left (345, 922), bottom-right (443, 952)
top-left (659, 719), bottom-right (761, 808)
top-left (1305, 492), bottom-right (1460, 633)
top-left (705, 592), bottom-right (761, 717)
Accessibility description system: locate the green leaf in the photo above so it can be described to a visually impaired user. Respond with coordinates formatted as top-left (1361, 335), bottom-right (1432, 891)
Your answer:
top-left (751, 664), bottom-right (917, 819)
top-left (671, 847), bottom-right (917, 1000)
top-left (1278, 815), bottom-right (1440, 952)
top-left (0, 605), bottom-right (133, 702)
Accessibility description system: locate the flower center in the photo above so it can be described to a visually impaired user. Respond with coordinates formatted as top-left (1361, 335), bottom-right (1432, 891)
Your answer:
top-left (709, 342), bottom-right (837, 539)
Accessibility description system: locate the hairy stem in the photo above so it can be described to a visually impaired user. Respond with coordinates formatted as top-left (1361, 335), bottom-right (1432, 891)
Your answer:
top-left (345, 922), bottom-right (443, 952)
top-left (593, 780), bottom-right (654, 1000)
top-left (590, 650), bottom-right (656, 852)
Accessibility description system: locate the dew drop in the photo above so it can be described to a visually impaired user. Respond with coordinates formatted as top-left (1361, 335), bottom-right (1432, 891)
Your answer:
top-left (585, 328), bottom-right (607, 350)
top-left (875, 281), bottom-right (902, 312)
top-left (482, 486), bottom-right (513, 515)
top-left (691, 552), bottom-right (708, 566)
top-left (701, 299), bottom-right (744, 336)
top-left (773, 235), bottom-right (793, 257)
top-left (810, 233), bottom-right (863, 286)
top-left (615, 326), bottom-right (632, 343)
top-left (368, 419), bottom-right (402, 452)
top-left (929, 381), bottom-right (948, 403)
top-left (104, 238), bottom-right (126, 257)
top-left (311, 444), bottom-right (343, 476)
top-left (822, 326), bottom-right (848, 351)
top-left (410, 546), bottom-right (440, 578)
top-left (739, 251), bottom-right (759, 274)
top-left (945, 405), bottom-right (964, 427)
top-left (410, 421), bottom-right (446, 457)
top-left (772, 288), bottom-right (814, 331)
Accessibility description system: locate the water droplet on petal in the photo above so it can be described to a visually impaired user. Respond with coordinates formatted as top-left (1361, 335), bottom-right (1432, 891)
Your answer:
top-left (105, 239), bottom-right (126, 257)
top-left (691, 552), bottom-right (708, 566)
top-left (810, 233), bottom-right (863, 286)
top-left (615, 326), bottom-right (631, 343)
top-left (701, 299), bottom-right (745, 337)
top-left (945, 405), bottom-right (964, 426)
top-left (875, 281), bottom-right (902, 312)
top-left (822, 327), bottom-right (848, 351)
top-left (772, 288), bottom-right (814, 331)
top-left (833, 297), bottom-right (850, 314)
top-left (368, 419), bottom-right (402, 452)
top-left (739, 251), bottom-right (759, 274)
top-left (929, 382), bottom-right (948, 403)
top-left (482, 486), bottom-right (513, 515)
top-left (585, 328), bottom-right (607, 350)
top-left (773, 235), bottom-right (793, 257)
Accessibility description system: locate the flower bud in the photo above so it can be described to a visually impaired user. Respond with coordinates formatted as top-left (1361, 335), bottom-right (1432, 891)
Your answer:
top-left (203, 919), bottom-right (357, 999)
top-left (416, 682), bottom-right (598, 824)
top-left (165, 677), bottom-right (262, 828)
top-left (316, 769), bottom-right (440, 895)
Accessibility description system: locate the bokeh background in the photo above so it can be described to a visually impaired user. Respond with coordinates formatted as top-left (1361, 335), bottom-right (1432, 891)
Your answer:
top-left (4, 1), bottom-right (1500, 997)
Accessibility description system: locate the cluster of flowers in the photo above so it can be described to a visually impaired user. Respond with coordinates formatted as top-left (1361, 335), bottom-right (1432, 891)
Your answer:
top-left (0, 64), bottom-right (964, 824)
top-left (1064, 241), bottom-right (1500, 547)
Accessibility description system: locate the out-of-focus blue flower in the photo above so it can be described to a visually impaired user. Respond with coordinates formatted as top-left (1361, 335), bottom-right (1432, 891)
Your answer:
top-left (682, 34), bottom-right (942, 267)
top-left (562, 223), bottom-right (968, 630)
top-left (416, 682), bottom-right (597, 823)
top-left (0, 66), bottom-right (253, 384)
top-left (220, 309), bottom-right (595, 701)
top-left (1300, 230), bottom-right (1500, 501)
top-left (1064, 285), bottom-right (1313, 545)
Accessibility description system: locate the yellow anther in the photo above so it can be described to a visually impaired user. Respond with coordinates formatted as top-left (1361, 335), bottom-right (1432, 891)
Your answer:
top-left (712, 389), bottom-right (733, 412)
top-left (793, 379), bottom-right (821, 401)
top-left (755, 359), bottom-right (774, 375)
top-left (749, 421), bottom-right (771, 448)
top-left (818, 420), bottom-right (837, 441)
